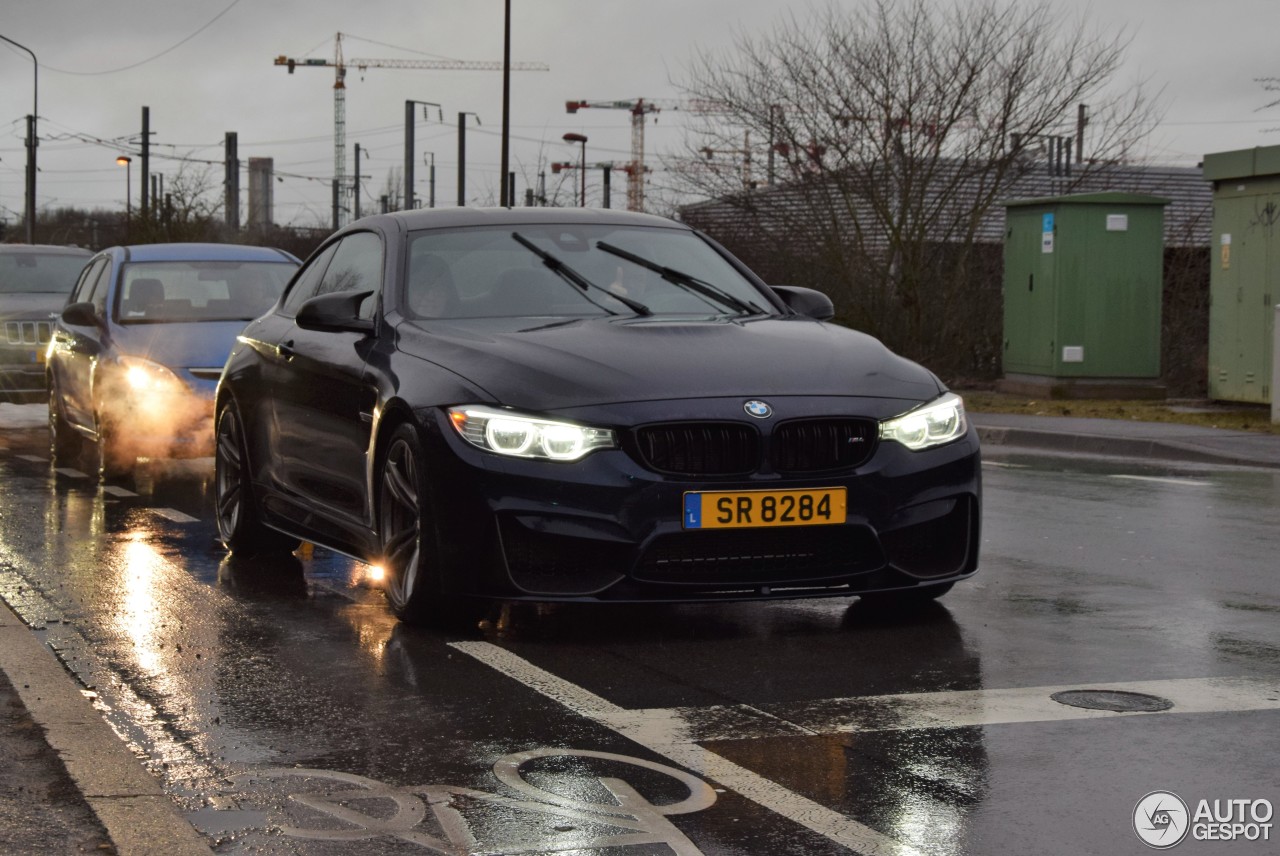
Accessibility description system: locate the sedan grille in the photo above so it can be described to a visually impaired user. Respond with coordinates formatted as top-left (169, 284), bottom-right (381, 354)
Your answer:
top-left (633, 422), bottom-right (758, 476)
top-left (5, 321), bottom-right (52, 346)
top-left (772, 418), bottom-right (877, 472)
top-left (631, 417), bottom-right (878, 476)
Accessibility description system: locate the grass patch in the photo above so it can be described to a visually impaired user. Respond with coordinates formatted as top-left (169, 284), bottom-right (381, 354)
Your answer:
top-left (957, 389), bottom-right (1280, 435)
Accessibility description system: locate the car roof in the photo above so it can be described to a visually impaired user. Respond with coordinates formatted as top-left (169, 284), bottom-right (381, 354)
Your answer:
top-left (350, 206), bottom-right (692, 234)
top-left (107, 243), bottom-right (299, 263)
top-left (0, 243), bottom-right (92, 256)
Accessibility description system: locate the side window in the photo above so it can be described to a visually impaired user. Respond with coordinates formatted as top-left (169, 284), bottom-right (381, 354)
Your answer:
top-left (70, 258), bottom-right (106, 304)
top-left (316, 232), bottom-right (383, 320)
top-left (88, 262), bottom-right (113, 314)
top-left (281, 242), bottom-right (339, 317)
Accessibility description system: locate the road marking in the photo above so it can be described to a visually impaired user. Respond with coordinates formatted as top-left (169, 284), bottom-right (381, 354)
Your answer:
top-left (54, 467), bottom-right (88, 478)
top-left (981, 460), bottom-right (1028, 469)
top-left (19, 454), bottom-right (48, 463)
top-left (232, 749), bottom-right (716, 854)
top-left (102, 485), bottom-right (138, 498)
top-left (1108, 474), bottom-right (1212, 487)
top-left (152, 508), bottom-right (200, 524)
top-left (453, 644), bottom-right (1280, 855)
top-left (717, 676), bottom-right (1280, 737)
top-left (452, 640), bottom-right (923, 856)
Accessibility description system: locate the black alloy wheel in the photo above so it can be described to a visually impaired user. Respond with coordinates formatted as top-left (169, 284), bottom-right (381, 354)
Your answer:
top-left (215, 403), bottom-right (298, 556)
top-left (378, 424), bottom-right (453, 624)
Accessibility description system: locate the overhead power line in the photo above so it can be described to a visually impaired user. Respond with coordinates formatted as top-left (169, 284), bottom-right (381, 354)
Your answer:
top-left (35, 0), bottom-right (246, 75)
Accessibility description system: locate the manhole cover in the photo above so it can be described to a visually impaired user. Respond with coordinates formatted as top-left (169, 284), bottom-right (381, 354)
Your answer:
top-left (1050, 690), bottom-right (1174, 712)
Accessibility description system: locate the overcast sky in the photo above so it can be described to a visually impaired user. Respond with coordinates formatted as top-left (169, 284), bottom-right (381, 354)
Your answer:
top-left (2, 0), bottom-right (1278, 230)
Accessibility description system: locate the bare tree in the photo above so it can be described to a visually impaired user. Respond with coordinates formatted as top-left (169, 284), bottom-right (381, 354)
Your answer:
top-left (128, 163), bottom-right (225, 244)
top-left (675, 0), bottom-right (1157, 378)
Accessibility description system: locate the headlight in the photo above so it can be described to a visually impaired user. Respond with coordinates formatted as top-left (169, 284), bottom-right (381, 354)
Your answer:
top-left (879, 392), bottom-right (967, 451)
top-left (116, 356), bottom-right (185, 395)
top-left (448, 406), bottom-right (617, 461)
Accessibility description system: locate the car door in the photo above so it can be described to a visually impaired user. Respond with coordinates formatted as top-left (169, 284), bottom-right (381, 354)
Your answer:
top-left (268, 231), bottom-right (383, 537)
top-left (51, 256), bottom-right (111, 431)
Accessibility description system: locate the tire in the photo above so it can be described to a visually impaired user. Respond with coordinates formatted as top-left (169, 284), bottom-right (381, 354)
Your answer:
top-left (215, 402), bottom-right (299, 556)
top-left (48, 387), bottom-right (83, 464)
top-left (377, 423), bottom-right (484, 626)
top-left (858, 581), bottom-right (954, 609)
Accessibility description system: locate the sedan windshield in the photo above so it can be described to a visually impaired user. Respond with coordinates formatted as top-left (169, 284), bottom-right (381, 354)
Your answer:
top-left (114, 261), bottom-right (295, 324)
top-left (404, 224), bottom-right (772, 319)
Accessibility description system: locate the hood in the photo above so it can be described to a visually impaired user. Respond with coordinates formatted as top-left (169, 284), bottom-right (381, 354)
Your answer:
top-left (0, 293), bottom-right (68, 322)
top-left (397, 315), bottom-right (943, 410)
top-left (109, 321), bottom-right (247, 370)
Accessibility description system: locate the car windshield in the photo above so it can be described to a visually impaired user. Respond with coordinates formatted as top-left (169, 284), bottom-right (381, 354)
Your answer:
top-left (0, 252), bottom-right (88, 294)
top-left (404, 224), bottom-right (770, 319)
top-left (114, 260), bottom-right (296, 324)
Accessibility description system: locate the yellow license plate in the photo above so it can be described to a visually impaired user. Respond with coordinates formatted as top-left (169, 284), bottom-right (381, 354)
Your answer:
top-left (683, 487), bottom-right (846, 530)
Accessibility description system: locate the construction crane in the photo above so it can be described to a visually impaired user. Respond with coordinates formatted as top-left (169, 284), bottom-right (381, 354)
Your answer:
top-left (564, 98), bottom-right (728, 212)
top-left (277, 32), bottom-right (549, 225)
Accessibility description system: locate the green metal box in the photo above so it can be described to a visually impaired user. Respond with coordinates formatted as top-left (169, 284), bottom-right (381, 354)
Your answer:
top-left (1202, 146), bottom-right (1279, 404)
top-left (1002, 192), bottom-right (1167, 382)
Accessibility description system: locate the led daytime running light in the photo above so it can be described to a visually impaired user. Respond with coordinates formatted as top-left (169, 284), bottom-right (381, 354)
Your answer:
top-left (449, 406), bottom-right (615, 461)
top-left (879, 392), bottom-right (967, 451)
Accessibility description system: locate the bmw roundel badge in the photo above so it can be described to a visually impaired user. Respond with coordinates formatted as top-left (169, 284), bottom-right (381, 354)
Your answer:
top-left (744, 400), bottom-right (773, 419)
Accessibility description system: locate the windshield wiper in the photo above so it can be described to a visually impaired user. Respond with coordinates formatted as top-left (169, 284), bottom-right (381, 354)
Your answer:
top-left (511, 232), bottom-right (651, 317)
top-left (594, 241), bottom-right (763, 316)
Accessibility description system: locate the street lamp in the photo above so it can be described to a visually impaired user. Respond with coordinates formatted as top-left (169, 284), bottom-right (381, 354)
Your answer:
top-left (0, 34), bottom-right (38, 243)
top-left (116, 156), bottom-right (132, 235)
top-left (563, 133), bottom-right (587, 207)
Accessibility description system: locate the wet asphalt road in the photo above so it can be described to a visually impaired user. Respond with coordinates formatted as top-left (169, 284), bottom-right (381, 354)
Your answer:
top-left (0, 418), bottom-right (1278, 856)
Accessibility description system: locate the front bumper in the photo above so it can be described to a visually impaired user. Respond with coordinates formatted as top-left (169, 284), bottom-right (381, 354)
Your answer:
top-left (100, 385), bottom-right (216, 459)
top-left (423, 409), bottom-right (981, 603)
top-left (0, 341), bottom-right (49, 401)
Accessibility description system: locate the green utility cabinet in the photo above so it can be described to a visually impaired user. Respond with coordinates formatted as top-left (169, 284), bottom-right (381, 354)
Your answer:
top-left (1002, 193), bottom-right (1167, 390)
top-left (1202, 146), bottom-right (1279, 404)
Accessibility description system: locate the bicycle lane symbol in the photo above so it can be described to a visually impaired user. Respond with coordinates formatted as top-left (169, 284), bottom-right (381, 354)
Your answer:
top-left (230, 747), bottom-right (718, 855)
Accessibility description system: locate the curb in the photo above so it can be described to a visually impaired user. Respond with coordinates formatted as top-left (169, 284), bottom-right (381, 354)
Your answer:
top-left (975, 425), bottom-right (1280, 469)
top-left (0, 600), bottom-right (213, 856)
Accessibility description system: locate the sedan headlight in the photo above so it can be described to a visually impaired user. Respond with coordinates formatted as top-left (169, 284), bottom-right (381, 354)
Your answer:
top-left (448, 406), bottom-right (617, 461)
top-left (116, 355), bottom-right (186, 395)
top-left (879, 392), bottom-right (967, 451)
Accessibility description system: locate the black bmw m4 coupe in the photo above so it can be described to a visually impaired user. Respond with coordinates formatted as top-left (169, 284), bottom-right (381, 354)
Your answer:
top-left (214, 207), bottom-right (980, 623)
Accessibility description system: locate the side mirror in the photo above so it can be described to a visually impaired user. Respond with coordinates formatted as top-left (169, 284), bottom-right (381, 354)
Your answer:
top-left (61, 301), bottom-right (101, 328)
top-left (295, 290), bottom-right (375, 333)
top-left (771, 286), bottom-right (835, 321)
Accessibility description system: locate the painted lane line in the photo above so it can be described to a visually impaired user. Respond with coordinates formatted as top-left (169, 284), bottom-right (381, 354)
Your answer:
top-left (19, 454), bottom-right (49, 463)
top-left (652, 676), bottom-right (1280, 741)
top-left (980, 460), bottom-right (1028, 469)
top-left (102, 485), bottom-right (138, 498)
top-left (152, 507), bottom-right (200, 524)
top-left (451, 640), bottom-right (922, 856)
top-left (54, 467), bottom-right (89, 478)
top-left (1108, 474), bottom-right (1212, 487)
